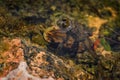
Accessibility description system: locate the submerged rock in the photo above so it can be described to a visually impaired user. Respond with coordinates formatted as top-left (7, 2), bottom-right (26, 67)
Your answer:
top-left (0, 38), bottom-right (24, 77)
top-left (2, 61), bottom-right (54, 80)
top-left (0, 38), bottom-right (119, 80)
top-left (0, 38), bottom-right (89, 80)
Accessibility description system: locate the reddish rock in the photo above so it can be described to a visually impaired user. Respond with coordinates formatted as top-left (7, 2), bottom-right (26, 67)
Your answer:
top-left (0, 38), bottom-right (24, 77)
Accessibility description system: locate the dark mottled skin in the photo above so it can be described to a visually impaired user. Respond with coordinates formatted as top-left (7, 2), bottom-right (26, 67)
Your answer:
top-left (48, 17), bottom-right (98, 58)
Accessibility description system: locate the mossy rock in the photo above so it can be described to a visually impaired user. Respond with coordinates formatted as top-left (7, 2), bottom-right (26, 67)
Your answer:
top-left (31, 34), bottom-right (47, 46)
top-left (0, 40), bottom-right (10, 53)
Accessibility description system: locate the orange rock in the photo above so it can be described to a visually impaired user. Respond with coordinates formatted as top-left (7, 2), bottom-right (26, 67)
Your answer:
top-left (0, 38), bottom-right (24, 77)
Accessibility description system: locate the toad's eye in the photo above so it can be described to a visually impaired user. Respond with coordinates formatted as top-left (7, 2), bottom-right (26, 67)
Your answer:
top-left (62, 18), bottom-right (67, 21)
top-left (57, 18), bottom-right (70, 29)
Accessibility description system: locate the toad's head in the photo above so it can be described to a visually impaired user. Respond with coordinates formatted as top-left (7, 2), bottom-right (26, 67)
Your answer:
top-left (57, 17), bottom-right (72, 31)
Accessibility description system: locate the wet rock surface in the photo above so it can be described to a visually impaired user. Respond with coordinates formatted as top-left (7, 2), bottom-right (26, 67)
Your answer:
top-left (0, 38), bottom-right (87, 80)
top-left (0, 38), bottom-right (119, 80)
top-left (0, 38), bottom-right (24, 77)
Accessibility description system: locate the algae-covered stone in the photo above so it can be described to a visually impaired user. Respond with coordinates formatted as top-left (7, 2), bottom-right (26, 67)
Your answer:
top-left (32, 34), bottom-right (47, 46)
